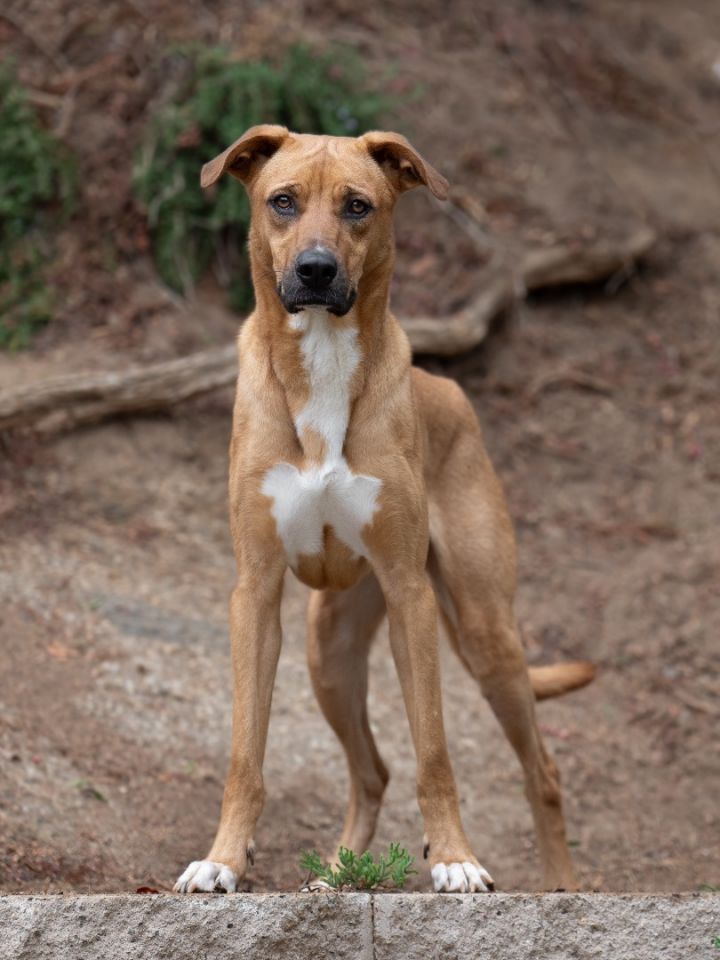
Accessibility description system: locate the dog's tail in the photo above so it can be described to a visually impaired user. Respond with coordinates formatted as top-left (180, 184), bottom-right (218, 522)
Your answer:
top-left (528, 662), bottom-right (596, 701)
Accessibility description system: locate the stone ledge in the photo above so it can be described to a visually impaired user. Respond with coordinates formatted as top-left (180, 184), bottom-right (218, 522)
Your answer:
top-left (0, 893), bottom-right (717, 960)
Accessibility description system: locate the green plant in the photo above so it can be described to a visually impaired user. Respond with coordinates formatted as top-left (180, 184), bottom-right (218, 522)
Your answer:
top-left (133, 44), bottom-right (390, 311)
top-left (300, 843), bottom-right (415, 891)
top-left (0, 67), bottom-right (76, 349)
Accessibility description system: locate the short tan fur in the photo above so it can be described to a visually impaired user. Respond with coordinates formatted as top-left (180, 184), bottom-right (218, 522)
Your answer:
top-left (174, 127), bottom-right (594, 896)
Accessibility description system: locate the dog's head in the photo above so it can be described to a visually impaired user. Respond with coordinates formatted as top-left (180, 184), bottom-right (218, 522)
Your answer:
top-left (201, 126), bottom-right (448, 316)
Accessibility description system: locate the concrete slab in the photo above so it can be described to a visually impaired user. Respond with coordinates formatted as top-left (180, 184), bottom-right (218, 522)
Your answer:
top-left (0, 893), bottom-right (717, 960)
top-left (0, 893), bottom-right (373, 960)
top-left (373, 893), bottom-right (720, 960)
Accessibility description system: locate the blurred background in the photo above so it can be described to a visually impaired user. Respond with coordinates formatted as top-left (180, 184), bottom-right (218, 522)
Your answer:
top-left (0, 0), bottom-right (718, 894)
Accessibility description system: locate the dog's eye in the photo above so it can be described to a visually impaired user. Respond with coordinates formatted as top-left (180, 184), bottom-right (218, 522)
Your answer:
top-left (346, 198), bottom-right (371, 218)
top-left (270, 194), bottom-right (295, 214)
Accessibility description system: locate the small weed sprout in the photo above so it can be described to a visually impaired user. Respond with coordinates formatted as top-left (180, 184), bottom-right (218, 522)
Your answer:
top-left (133, 45), bottom-right (390, 311)
top-left (300, 843), bottom-right (416, 891)
top-left (0, 67), bottom-right (76, 349)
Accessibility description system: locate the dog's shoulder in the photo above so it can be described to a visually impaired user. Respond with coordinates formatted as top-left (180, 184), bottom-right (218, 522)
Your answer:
top-left (411, 366), bottom-right (475, 423)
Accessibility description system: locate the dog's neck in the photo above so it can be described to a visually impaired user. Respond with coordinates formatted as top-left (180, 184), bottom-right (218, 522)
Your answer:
top-left (253, 253), bottom-right (395, 430)
top-left (251, 252), bottom-right (398, 460)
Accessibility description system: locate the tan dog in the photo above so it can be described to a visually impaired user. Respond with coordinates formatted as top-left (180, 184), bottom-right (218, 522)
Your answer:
top-left (174, 126), bottom-right (594, 895)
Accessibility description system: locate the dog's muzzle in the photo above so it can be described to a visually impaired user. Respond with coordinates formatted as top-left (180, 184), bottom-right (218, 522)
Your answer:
top-left (278, 247), bottom-right (356, 316)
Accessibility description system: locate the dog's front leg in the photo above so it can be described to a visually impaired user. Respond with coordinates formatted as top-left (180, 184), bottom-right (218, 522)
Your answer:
top-left (379, 570), bottom-right (495, 893)
top-left (174, 568), bottom-right (284, 893)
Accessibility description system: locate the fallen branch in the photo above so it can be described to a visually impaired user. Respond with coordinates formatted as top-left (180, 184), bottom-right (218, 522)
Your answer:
top-left (674, 689), bottom-right (720, 718)
top-left (0, 226), bottom-right (655, 432)
top-left (521, 228), bottom-right (656, 291)
top-left (0, 345), bottom-right (237, 431)
top-left (524, 367), bottom-right (615, 402)
top-left (400, 267), bottom-right (517, 356)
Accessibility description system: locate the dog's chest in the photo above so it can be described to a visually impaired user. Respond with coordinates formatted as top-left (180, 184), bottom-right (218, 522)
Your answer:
top-left (261, 311), bottom-right (382, 568)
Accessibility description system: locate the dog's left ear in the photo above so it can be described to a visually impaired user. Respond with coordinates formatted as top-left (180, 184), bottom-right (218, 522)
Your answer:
top-left (361, 131), bottom-right (449, 200)
top-left (200, 125), bottom-right (289, 188)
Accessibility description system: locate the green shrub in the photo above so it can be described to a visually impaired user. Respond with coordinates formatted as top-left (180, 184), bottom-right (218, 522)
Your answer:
top-left (133, 45), bottom-right (390, 312)
top-left (0, 67), bottom-right (76, 349)
top-left (300, 843), bottom-right (416, 891)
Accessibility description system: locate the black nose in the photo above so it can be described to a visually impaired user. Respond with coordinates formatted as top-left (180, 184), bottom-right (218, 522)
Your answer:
top-left (295, 248), bottom-right (338, 290)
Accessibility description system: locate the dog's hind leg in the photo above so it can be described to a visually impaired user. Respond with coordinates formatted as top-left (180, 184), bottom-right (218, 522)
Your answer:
top-left (433, 556), bottom-right (577, 889)
top-left (425, 401), bottom-right (578, 890)
top-left (306, 573), bottom-right (389, 858)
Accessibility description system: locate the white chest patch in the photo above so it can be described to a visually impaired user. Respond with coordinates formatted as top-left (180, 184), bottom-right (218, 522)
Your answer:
top-left (261, 310), bottom-right (382, 566)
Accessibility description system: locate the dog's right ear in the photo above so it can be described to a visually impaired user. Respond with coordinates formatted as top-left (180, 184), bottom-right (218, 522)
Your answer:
top-left (200, 125), bottom-right (289, 188)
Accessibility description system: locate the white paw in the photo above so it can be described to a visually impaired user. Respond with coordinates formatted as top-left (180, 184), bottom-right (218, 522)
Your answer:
top-left (299, 878), bottom-right (333, 893)
top-left (431, 861), bottom-right (494, 893)
top-left (173, 859), bottom-right (238, 893)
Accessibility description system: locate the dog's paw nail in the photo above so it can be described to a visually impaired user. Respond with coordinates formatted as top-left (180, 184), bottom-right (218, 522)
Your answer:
top-left (174, 860), bottom-right (238, 894)
top-left (431, 861), bottom-right (494, 893)
top-left (476, 863), bottom-right (495, 891)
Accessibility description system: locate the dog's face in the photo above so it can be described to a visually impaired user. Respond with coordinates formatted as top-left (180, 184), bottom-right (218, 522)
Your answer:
top-left (201, 127), bottom-right (448, 316)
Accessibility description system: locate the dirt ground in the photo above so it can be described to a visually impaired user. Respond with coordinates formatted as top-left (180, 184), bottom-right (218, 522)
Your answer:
top-left (1, 0), bottom-right (719, 894)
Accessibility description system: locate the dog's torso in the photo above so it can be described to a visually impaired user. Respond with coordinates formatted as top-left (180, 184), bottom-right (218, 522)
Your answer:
top-left (261, 307), bottom-right (382, 587)
top-left (229, 304), bottom-right (502, 594)
top-left (230, 305), bottom-right (422, 590)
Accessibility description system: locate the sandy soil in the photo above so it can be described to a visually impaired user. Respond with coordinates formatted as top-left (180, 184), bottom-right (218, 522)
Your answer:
top-left (0, 0), bottom-right (718, 894)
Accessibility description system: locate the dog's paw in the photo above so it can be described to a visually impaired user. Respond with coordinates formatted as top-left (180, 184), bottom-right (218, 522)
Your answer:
top-left (431, 861), bottom-right (494, 893)
top-left (299, 878), bottom-right (333, 893)
top-left (173, 860), bottom-right (238, 894)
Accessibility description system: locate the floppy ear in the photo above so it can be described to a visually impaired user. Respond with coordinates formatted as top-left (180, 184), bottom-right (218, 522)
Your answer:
top-left (361, 130), bottom-right (449, 200)
top-left (200, 124), bottom-right (289, 188)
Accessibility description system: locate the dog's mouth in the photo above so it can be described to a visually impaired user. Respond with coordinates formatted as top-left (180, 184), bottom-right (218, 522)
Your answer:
top-left (277, 274), bottom-right (356, 317)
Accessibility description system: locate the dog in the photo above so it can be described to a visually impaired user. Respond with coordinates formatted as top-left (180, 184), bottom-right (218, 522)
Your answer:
top-left (174, 126), bottom-right (594, 895)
